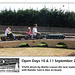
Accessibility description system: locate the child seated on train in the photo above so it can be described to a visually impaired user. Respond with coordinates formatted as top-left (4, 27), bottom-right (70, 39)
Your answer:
top-left (27, 27), bottom-right (33, 39)
top-left (28, 27), bottom-right (32, 36)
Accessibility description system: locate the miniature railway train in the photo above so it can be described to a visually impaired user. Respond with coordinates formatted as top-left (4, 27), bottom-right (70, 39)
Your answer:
top-left (1, 34), bottom-right (65, 41)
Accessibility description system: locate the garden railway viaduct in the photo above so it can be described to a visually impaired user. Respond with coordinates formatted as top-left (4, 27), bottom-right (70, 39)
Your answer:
top-left (0, 26), bottom-right (75, 49)
top-left (0, 39), bottom-right (75, 48)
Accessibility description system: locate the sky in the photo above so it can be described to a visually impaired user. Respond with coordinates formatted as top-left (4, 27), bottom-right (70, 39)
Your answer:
top-left (0, 0), bottom-right (75, 12)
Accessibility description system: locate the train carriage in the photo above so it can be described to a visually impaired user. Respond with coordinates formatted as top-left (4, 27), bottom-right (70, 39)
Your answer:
top-left (1, 34), bottom-right (65, 41)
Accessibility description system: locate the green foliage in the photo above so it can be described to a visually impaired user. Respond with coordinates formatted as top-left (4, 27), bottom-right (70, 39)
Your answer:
top-left (0, 8), bottom-right (75, 27)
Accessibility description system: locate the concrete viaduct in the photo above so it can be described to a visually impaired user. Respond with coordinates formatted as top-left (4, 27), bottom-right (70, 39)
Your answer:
top-left (0, 39), bottom-right (75, 49)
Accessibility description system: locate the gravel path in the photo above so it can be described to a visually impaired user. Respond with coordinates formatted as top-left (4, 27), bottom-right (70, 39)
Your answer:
top-left (0, 47), bottom-right (75, 56)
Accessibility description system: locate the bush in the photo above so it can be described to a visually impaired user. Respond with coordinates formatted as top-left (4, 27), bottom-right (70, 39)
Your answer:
top-left (0, 8), bottom-right (75, 28)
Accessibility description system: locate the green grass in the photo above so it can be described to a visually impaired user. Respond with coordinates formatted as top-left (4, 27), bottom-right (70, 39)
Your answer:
top-left (19, 43), bottom-right (27, 46)
top-left (38, 43), bottom-right (67, 48)
top-left (56, 45), bottom-right (67, 47)
top-left (13, 33), bottom-right (22, 35)
top-left (18, 42), bottom-right (67, 48)
top-left (56, 43), bottom-right (67, 48)
top-left (37, 42), bottom-right (48, 47)
top-left (0, 33), bottom-right (22, 36)
top-left (38, 43), bottom-right (46, 46)
top-left (19, 43), bottom-right (48, 47)
top-left (0, 34), bottom-right (5, 36)
top-left (19, 43), bottom-right (29, 47)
